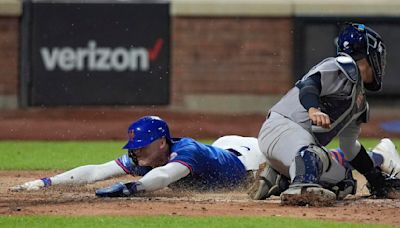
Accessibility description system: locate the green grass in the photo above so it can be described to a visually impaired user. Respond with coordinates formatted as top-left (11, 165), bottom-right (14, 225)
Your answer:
top-left (0, 141), bottom-right (124, 170)
top-left (0, 215), bottom-right (391, 228)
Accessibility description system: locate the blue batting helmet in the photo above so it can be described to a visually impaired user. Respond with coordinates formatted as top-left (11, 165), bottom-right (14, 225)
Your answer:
top-left (337, 23), bottom-right (386, 91)
top-left (122, 116), bottom-right (171, 150)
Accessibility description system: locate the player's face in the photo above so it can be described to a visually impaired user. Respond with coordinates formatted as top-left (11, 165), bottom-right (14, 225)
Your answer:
top-left (133, 138), bottom-right (169, 168)
top-left (358, 58), bottom-right (374, 84)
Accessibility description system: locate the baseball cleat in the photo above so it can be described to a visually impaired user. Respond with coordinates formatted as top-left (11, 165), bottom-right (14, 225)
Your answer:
top-left (248, 163), bottom-right (277, 200)
top-left (372, 138), bottom-right (400, 178)
top-left (280, 184), bottom-right (336, 206)
top-left (248, 163), bottom-right (289, 200)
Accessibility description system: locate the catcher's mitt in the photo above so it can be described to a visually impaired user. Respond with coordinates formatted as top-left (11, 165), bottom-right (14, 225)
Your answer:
top-left (367, 174), bottom-right (400, 199)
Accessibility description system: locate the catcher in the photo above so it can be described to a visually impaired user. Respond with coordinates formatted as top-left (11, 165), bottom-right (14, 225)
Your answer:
top-left (11, 116), bottom-right (400, 201)
top-left (252, 22), bottom-right (395, 206)
top-left (249, 138), bottom-right (400, 201)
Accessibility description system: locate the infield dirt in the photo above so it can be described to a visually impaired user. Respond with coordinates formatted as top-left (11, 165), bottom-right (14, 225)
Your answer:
top-left (1, 171), bottom-right (400, 227)
top-left (1, 107), bottom-right (400, 226)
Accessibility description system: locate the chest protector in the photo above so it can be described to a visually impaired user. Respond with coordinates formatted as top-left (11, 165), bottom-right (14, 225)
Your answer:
top-left (312, 55), bottom-right (369, 146)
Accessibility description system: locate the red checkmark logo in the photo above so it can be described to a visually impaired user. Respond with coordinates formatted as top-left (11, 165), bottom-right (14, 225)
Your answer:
top-left (148, 38), bottom-right (164, 61)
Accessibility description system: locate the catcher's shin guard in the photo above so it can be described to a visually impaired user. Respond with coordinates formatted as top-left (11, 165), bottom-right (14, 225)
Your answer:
top-left (248, 163), bottom-right (289, 200)
top-left (282, 146), bottom-right (336, 206)
top-left (290, 145), bottom-right (329, 184)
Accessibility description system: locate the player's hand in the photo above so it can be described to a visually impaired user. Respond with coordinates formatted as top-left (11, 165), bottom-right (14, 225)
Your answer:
top-left (95, 181), bottom-right (138, 197)
top-left (308, 107), bottom-right (331, 129)
top-left (10, 179), bottom-right (44, 191)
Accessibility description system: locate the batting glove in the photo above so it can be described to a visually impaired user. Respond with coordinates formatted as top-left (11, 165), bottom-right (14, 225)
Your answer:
top-left (95, 181), bottom-right (139, 197)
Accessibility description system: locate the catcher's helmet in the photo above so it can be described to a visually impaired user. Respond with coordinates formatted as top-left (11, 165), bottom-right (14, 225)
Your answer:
top-left (337, 23), bottom-right (386, 91)
top-left (122, 116), bottom-right (171, 150)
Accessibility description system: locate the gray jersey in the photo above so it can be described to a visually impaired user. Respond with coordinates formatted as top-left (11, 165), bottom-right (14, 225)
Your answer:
top-left (270, 55), bottom-right (368, 146)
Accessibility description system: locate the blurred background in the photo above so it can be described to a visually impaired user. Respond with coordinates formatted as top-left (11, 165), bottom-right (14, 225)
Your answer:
top-left (0, 0), bottom-right (399, 140)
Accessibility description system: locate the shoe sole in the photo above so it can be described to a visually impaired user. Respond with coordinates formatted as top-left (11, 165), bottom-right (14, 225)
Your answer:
top-left (280, 187), bottom-right (336, 207)
top-left (248, 179), bottom-right (270, 200)
top-left (247, 163), bottom-right (270, 200)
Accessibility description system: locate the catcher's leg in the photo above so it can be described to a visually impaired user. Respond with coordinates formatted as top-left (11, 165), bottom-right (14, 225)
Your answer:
top-left (331, 168), bottom-right (357, 199)
top-left (280, 145), bottom-right (336, 206)
top-left (248, 163), bottom-right (289, 200)
top-left (320, 150), bottom-right (357, 200)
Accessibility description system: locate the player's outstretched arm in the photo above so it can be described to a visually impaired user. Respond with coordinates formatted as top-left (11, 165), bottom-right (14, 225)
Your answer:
top-left (11, 160), bottom-right (126, 191)
top-left (96, 162), bottom-right (190, 197)
top-left (137, 162), bottom-right (190, 191)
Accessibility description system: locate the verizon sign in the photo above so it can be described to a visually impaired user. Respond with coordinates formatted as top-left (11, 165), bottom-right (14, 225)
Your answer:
top-left (21, 1), bottom-right (170, 106)
top-left (40, 39), bottom-right (164, 72)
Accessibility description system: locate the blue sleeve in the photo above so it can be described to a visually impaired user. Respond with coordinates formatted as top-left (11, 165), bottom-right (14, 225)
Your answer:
top-left (169, 152), bottom-right (197, 174)
top-left (115, 154), bottom-right (152, 176)
top-left (296, 72), bottom-right (322, 110)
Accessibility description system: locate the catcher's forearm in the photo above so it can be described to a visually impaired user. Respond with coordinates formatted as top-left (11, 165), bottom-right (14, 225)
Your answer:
top-left (137, 162), bottom-right (190, 192)
top-left (50, 161), bottom-right (126, 185)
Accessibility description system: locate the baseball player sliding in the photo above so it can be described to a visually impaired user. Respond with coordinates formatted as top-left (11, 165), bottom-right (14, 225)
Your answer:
top-left (12, 116), bottom-right (400, 202)
top-left (252, 22), bottom-right (397, 206)
top-left (12, 116), bottom-right (266, 194)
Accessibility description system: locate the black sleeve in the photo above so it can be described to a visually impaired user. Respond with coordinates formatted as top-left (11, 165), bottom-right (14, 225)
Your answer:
top-left (296, 72), bottom-right (322, 111)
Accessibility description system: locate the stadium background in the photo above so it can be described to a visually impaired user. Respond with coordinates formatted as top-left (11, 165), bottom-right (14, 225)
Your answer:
top-left (0, 0), bottom-right (399, 140)
top-left (1, 1), bottom-right (400, 226)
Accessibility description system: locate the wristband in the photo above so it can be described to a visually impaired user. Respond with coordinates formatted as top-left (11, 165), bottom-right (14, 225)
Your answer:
top-left (125, 181), bottom-right (140, 194)
top-left (41, 177), bottom-right (52, 187)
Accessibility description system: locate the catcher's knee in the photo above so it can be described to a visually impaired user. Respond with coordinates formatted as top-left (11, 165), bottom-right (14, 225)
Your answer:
top-left (289, 145), bottom-right (331, 184)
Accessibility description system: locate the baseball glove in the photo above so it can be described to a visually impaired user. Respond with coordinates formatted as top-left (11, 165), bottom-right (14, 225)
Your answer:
top-left (367, 174), bottom-right (400, 199)
top-left (95, 181), bottom-right (138, 197)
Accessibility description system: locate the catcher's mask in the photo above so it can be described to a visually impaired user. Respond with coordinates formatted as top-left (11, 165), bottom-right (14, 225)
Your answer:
top-left (123, 115), bottom-right (171, 151)
top-left (337, 22), bottom-right (386, 91)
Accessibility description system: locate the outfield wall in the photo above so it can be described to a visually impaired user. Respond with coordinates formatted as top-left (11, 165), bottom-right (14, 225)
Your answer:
top-left (0, 0), bottom-right (399, 113)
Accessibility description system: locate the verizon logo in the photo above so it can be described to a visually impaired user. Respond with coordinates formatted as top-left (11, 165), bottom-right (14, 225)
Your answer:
top-left (40, 39), bottom-right (164, 72)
